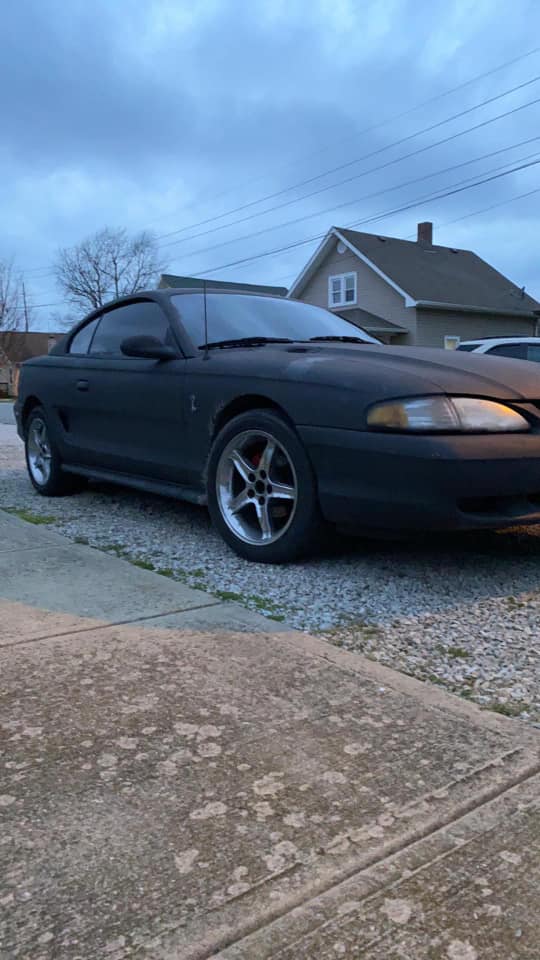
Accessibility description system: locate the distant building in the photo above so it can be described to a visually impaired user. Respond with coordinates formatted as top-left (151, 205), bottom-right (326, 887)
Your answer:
top-left (158, 273), bottom-right (287, 297)
top-left (288, 222), bottom-right (540, 346)
top-left (0, 331), bottom-right (62, 397)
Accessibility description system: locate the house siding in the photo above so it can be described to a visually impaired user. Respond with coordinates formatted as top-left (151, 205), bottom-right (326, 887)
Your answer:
top-left (295, 240), bottom-right (416, 342)
top-left (415, 310), bottom-right (536, 348)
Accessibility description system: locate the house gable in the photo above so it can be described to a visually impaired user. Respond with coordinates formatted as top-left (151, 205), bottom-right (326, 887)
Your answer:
top-left (292, 234), bottom-right (416, 340)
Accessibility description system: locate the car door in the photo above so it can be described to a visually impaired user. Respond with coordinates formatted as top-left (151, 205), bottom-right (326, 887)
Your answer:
top-left (61, 299), bottom-right (189, 483)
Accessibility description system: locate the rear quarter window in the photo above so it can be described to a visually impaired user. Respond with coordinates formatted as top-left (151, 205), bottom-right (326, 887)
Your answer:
top-left (68, 317), bottom-right (100, 354)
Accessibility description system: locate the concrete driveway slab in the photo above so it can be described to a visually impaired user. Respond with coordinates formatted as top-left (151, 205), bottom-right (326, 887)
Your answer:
top-left (218, 775), bottom-right (540, 960)
top-left (0, 508), bottom-right (68, 553)
top-left (0, 542), bottom-right (220, 639)
top-left (0, 511), bottom-right (285, 642)
top-left (0, 401), bottom-right (15, 425)
top-left (1, 617), bottom-right (538, 960)
top-left (1, 512), bottom-right (539, 959)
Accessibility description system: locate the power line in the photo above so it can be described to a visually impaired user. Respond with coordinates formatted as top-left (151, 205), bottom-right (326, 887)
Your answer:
top-left (439, 185), bottom-right (540, 230)
top-left (158, 74), bottom-right (540, 244)
top-left (273, 186), bottom-right (540, 285)
top-left (20, 67), bottom-right (540, 282)
top-left (24, 182), bottom-right (540, 306)
top-left (164, 139), bottom-right (540, 263)
top-left (188, 157), bottom-right (540, 277)
top-left (142, 45), bottom-right (540, 232)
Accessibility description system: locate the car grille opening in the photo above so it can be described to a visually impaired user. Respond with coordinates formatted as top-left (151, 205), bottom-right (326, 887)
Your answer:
top-left (458, 493), bottom-right (540, 515)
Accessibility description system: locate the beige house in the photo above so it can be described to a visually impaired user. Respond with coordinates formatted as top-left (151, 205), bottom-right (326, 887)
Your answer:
top-left (0, 331), bottom-right (61, 397)
top-left (288, 222), bottom-right (540, 346)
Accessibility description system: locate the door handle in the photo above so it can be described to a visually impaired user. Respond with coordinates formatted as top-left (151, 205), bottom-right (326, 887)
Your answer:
top-left (76, 379), bottom-right (89, 392)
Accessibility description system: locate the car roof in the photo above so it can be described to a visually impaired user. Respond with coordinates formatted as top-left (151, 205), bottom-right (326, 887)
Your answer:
top-left (459, 337), bottom-right (540, 346)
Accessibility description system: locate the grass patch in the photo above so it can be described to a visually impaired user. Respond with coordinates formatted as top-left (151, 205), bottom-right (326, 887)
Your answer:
top-left (131, 558), bottom-right (155, 571)
top-left (214, 590), bottom-right (244, 603)
top-left (156, 567), bottom-right (175, 579)
top-left (101, 543), bottom-right (128, 558)
top-left (488, 701), bottom-right (529, 718)
top-left (446, 646), bottom-right (471, 660)
top-left (6, 508), bottom-right (57, 525)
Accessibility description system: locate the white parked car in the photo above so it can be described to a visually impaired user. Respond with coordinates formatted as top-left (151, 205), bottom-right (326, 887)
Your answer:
top-left (456, 337), bottom-right (540, 362)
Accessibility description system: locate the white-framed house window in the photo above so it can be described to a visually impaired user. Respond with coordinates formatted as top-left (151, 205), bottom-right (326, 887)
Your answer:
top-left (444, 335), bottom-right (460, 350)
top-left (328, 272), bottom-right (357, 308)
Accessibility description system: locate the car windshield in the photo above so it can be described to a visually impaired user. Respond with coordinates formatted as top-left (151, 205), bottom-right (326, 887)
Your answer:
top-left (171, 293), bottom-right (380, 347)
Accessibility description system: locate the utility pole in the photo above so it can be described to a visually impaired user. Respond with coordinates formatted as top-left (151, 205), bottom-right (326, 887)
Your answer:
top-left (22, 282), bottom-right (29, 332)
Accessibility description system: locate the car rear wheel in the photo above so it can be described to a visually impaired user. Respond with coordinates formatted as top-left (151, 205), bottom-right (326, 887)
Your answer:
top-left (207, 410), bottom-right (321, 563)
top-left (25, 406), bottom-right (82, 496)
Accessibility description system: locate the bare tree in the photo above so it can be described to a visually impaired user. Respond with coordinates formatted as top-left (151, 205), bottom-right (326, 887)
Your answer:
top-left (54, 227), bottom-right (165, 315)
top-left (49, 309), bottom-right (78, 332)
top-left (0, 259), bottom-right (24, 331)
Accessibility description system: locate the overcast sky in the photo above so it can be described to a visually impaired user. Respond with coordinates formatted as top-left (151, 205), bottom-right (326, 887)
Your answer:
top-left (1, 0), bottom-right (540, 328)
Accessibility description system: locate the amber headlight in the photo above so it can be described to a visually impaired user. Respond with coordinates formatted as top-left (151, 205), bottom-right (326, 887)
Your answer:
top-left (367, 396), bottom-right (530, 433)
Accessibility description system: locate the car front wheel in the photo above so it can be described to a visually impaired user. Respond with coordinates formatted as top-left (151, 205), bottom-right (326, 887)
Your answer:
top-left (207, 410), bottom-right (321, 563)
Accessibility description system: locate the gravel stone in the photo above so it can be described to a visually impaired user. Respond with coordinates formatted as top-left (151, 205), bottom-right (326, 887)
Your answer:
top-left (1, 429), bottom-right (539, 723)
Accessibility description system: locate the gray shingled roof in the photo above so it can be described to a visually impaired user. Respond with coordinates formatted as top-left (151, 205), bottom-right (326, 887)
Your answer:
top-left (337, 307), bottom-right (407, 334)
top-left (338, 228), bottom-right (540, 316)
top-left (159, 274), bottom-right (287, 297)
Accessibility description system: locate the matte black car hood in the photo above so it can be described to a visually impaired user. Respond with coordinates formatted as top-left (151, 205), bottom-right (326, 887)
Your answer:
top-left (278, 343), bottom-right (540, 401)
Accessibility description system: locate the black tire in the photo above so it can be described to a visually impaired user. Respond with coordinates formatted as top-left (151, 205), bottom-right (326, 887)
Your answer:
top-left (25, 406), bottom-right (84, 497)
top-left (207, 409), bottom-right (321, 563)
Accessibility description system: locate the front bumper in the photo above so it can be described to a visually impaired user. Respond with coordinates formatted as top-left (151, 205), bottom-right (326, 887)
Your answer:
top-left (298, 425), bottom-right (540, 532)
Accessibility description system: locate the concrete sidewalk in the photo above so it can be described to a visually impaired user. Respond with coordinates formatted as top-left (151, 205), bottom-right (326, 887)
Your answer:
top-left (1, 510), bottom-right (538, 959)
top-left (0, 401), bottom-right (15, 425)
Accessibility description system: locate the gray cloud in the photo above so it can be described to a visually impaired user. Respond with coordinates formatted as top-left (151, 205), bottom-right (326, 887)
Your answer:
top-left (1, 0), bottom-right (539, 324)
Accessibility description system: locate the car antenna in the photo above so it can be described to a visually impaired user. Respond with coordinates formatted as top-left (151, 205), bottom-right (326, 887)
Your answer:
top-left (203, 279), bottom-right (209, 357)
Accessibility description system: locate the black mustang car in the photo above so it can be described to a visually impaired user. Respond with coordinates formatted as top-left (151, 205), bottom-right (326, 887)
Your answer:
top-left (15, 289), bottom-right (540, 562)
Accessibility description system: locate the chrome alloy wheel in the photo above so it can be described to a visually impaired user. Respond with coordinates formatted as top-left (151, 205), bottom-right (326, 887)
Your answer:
top-left (27, 417), bottom-right (52, 486)
top-left (216, 430), bottom-right (298, 546)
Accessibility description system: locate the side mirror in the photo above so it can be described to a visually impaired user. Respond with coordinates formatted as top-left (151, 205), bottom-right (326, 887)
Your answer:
top-left (120, 335), bottom-right (177, 361)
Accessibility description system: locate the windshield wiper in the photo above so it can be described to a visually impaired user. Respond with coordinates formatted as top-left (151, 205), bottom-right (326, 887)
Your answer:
top-left (201, 337), bottom-right (294, 351)
top-left (309, 335), bottom-right (374, 344)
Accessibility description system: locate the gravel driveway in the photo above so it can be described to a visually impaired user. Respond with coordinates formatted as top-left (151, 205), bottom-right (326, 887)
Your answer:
top-left (1, 425), bottom-right (539, 724)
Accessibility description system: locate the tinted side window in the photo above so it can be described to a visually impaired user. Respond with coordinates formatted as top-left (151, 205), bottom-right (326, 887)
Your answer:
top-left (527, 344), bottom-right (540, 362)
top-left (69, 317), bottom-right (100, 354)
top-left (487, 343), bottom-right (528, 359)
top-left (174, 294), bottom-right (204, 346)
top-left (455, 343), bottom-right (479, 352)
top-left (90, 301), bottom-right (173, 356)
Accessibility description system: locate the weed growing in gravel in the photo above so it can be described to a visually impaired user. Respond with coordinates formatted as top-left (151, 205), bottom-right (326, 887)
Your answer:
top-left (214, 590), bottom-right (244, 602)
top-left (132, 558), bottom-right (155, 571)
top-left (488, 701), bottom-right (530, 718)
top-left (506, 595), bottom-right (526, 609)
top-left (6, 508), bottom-right (57, 525)
top-left (74, 535), bottom-right (89, 545)
top-left (427, 674), bottom-right (446, 687)
top-left (101, 543), bottom-right (128, 558)
top-left (446, 646), bottom-right (471, 659)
